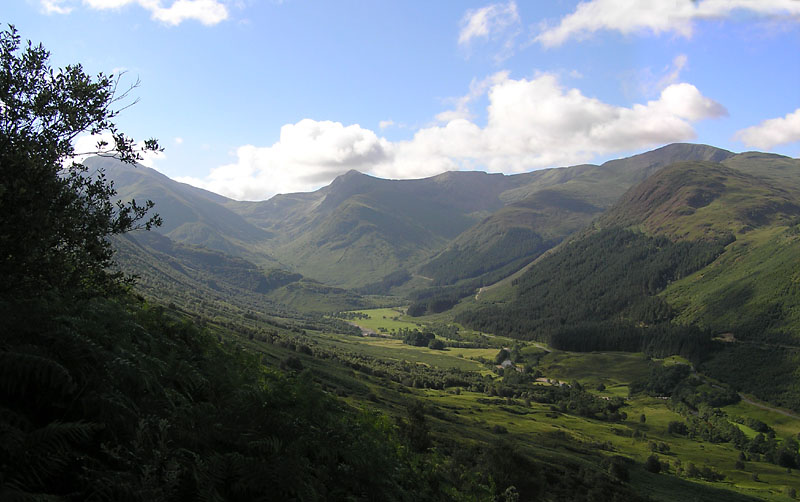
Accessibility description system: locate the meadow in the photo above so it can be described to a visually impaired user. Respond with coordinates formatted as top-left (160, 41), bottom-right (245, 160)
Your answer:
top-left (321, 308), bottom-right (800, 501)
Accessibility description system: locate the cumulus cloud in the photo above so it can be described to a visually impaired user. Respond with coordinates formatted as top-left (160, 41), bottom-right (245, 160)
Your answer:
top-left (177, 120), bottom-right (392, 200)
top-left (435, 71), bottom-right (510, 123)
top-left (735, 108), bottom-right (800, 149)
top-left (41, 0), bottom-right (229, 25)
top-left (182, 74), bottom-right (726, 200)
top-left (72, 132), bottom-right (166, 170)
top-left (536, 0), bottom-right (800, 47)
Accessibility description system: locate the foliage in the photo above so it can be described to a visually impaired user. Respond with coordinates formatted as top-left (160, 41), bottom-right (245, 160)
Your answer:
top-left (0, 26), bottom-right (459, 501)
top-left (420, 227), bottom-right (551, 286)
top-left (358, 268), bottom-right (412, 295)
top-left (0, 294), bottom-right (444, 500)
top-left (0, 25), bottom-right (161, 297)
top-left (403, 330), bottom-right (436, 347)
top-left (456, 228), bottom-right (730, 366)
top-left (644, 454), bottom-right (662, 474)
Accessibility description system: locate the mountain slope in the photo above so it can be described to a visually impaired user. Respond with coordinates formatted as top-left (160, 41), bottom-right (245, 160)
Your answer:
top-left (460, 152), bottom-right (800, 410)
top-left (595, 157), bottom-right (800, 335)
top-left (89, 157), bottom-right (278, 264)
top-left (113, 231), bottom-right (365, 313)
top-left (599, 160), bottom-right (800, 239)
top-left (104, 143), bottom-right (743, 290)
top-left (419, 144), bottom-right (735, 288)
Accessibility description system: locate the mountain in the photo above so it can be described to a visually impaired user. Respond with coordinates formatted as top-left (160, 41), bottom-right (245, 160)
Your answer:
top-left (103, 143), bottom-right (739, 290)
top-left (113, 231), bottom-right (366, 314)
top-left (458, 151), bottom-right (800, 410)
top-left (599, 160), bottom-right (800, 238)
top-left (87, 156), bottom-right (278, 265)
top-left (417, 143), bottom-right (735, 288)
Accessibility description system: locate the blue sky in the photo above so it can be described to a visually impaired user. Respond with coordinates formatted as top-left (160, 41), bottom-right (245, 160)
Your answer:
top-left (9, 0), bottom-right (800, 200)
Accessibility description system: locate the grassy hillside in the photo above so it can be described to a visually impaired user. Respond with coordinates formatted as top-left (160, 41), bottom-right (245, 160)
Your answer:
top-left (599, 161), bottom-right (800, 239)
top-left (90, 157), bottom-right (278, 264)
top-left (458, 153), bottom-right (800, 413)
top-left (417, 144), bottom-right (736, 290)
top-left (113, 231), bottom-right (367, 314)
top-left (105, 144), bottom-right (739, 290)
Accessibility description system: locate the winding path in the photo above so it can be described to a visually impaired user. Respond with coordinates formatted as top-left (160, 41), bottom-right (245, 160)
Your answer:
top-left (738, 393), bottom-right (800, 420)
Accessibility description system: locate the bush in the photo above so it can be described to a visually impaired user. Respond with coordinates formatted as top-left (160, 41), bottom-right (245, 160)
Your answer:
top-left (644, 454), bottom-right (662, 474)
top-left (428, 338), bottom-right (446, 350)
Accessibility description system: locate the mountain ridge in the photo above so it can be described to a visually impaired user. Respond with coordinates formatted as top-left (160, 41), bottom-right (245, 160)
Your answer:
top-left (104, 143), bottom-right (779, 290)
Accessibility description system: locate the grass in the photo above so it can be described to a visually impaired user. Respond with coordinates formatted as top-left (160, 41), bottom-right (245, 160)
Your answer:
top-left (664, 225), bottom-right (800, 333)
top-left (344, 307), bottom-right (421, 333)
top-left (723, 400), bottom-right (800, 439)
top-left (253, 307), bottom-right (800, 501)
top-left (535, 351), bottom-right (653, 388)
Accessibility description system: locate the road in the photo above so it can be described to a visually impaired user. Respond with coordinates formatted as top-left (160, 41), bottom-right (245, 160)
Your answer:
top-left (738, 393), bottom-right (800, 420)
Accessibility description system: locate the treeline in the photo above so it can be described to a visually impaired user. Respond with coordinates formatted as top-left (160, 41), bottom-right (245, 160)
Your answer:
top-left (419, 227), bottom-right (552, 286)
top-left (548, 322), bottom-right (718, 363)
top-left (457, 228), bottom-right (730, 353)
top-left (629, 362), bottom-right (800, 470)
top-left (701, 344), bottom-right (800, 412)
top-left (357, 268), bottom-right (411, 295)
top-left (407, 283), bottom-right (476, 316)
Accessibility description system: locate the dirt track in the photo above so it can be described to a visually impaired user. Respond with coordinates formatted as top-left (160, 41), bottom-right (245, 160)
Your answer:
top-left (738, 393), bottom-right (800, 420)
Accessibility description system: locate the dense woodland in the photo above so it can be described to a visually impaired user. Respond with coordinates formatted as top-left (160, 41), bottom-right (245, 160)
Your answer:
top-left (456, 228), bottom-right (730, 359)
top-left (419, 227), bottom-right (553, 286)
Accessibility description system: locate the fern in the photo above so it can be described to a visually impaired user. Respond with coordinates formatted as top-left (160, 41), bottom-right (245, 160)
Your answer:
top-left (0, 351), bottom-right (76, 400)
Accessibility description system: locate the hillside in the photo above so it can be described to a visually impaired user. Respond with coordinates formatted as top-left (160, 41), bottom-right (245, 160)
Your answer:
top-left (104, 143), bottom-right (738, 290)
top-left (113, 231), bottom-right (366, 314)
top-left (598, 160), bottom-right (800, 239)
top-left (418, 144), bottom-right (735, 288)
top-left (90, 156), bottom-right (279, 265)
top-left (460, 152), bottom-right (800, 411)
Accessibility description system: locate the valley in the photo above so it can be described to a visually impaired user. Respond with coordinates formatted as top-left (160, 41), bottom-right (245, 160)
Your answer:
top-left (97, 142), bottom-right (800, 500)
top-left (227, 305), bottom-right (800, 501)
top-left (4, 10), bottom-right (800, 500)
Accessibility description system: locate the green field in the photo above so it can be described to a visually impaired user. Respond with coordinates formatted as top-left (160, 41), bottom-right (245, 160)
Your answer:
top-left (315, 308), bottom-right (800, 501)
top-left (345, 307), bottom-right (421, 332)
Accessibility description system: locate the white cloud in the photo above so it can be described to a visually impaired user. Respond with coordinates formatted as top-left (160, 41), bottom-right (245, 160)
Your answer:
top-left (150, 0), bottom-right (229, 26)
top-left (656, 54), bottom-right (688, 90)
top-left (72, 132), bottom-right (166, 170)
top-left (177, 119), bottom-right (391, 200)
top-left (378, 120), bottom-right (394, 130)
top-left (536, 0), bottom-right (800, 47)
top-left (458, 2), bottom-right (521, 61)
top-left (182, 74), bottom-right (726, 200)
top-left (41, 0), bottom-right (73, 14)
top-left (435, 71), bottom-right (509, 123)
top-left (174, 137), bottom-right (184, 144)
top-left (735, 108), bottom-right (800, 149)
top-left (458, 1), bottom-right (520, 45)
top-left (42, 0), bottom-right (228, 25)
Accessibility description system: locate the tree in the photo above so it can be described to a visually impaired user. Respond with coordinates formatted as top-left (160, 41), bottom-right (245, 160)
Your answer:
top-left (644, 454), bottom-right (661, 474)
top-left (495, 348), bottom-right (510, 365)
top-left (0, 24), bottom-right (161, 298)
top-left (428, 338), bottom-right (445, 350)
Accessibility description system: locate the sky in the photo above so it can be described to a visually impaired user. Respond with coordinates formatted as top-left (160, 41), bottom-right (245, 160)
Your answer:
top-left (8, 0), bottom-right (800, 200)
